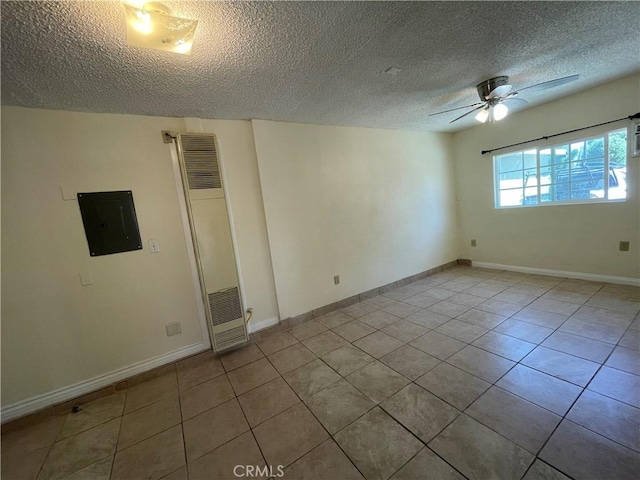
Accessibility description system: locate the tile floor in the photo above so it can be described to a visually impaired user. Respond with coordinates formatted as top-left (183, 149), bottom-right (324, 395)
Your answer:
top-left (3, 266), bottom-right (640, 480)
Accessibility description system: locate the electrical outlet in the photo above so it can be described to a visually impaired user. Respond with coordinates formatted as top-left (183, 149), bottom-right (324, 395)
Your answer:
top-left (471, 239), bottom-right (477, 247)
top-left (334, 275), bottom-right (340, 285)
top-left (165, 322), bottom-right (182, 337)
top-left (619, 241), bottom-right (630, 252)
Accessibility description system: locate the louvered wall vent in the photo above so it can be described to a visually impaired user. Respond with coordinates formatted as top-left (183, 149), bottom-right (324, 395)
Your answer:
top-left (208, 287), bottom-right (243, 326)
top-left (213, 325), bottom-right (247, 351)
top-left (181, 135), bottom-right (222, 190)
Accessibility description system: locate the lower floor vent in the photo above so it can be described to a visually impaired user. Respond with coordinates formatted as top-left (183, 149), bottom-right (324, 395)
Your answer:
top-left (213, 323), bottom-right (247, 352)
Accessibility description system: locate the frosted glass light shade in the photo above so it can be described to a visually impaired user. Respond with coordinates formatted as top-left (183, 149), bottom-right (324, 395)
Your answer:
top-left (475, 108), bottom-right (489, 123)
top-left (125, 4), bottom-right (198, 55)
top-left (493, 103), bottom-right (509, 121)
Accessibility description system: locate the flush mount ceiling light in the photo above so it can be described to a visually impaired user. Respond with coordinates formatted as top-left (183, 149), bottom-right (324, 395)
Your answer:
top-left (124, 2), bottom-right (198, 55)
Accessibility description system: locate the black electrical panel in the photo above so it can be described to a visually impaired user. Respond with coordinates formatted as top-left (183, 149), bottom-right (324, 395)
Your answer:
top-left (77, 191), bottom-right (142, 256)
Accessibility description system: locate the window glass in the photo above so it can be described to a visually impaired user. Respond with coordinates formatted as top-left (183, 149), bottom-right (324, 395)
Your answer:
top-left (494, 129), bottom-right (627, 208)
top-left (608, 130), bottom-right (627, 200)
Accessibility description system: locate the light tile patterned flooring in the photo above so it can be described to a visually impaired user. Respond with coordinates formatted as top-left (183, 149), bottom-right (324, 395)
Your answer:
top-left (3, 266), bottom-right (640, 480)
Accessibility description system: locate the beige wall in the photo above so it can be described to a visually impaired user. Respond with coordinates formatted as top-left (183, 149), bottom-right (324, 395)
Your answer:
top-left (1, 107), bottom-right (278, 407)
top-left (4, 75), bottom-right (637, 411)
top-left (199, 119), bottom-right (279, 330)
top-left (252, 120), bottom-right (458, 318)
top-left (453, 74), bottom-right (640, 280)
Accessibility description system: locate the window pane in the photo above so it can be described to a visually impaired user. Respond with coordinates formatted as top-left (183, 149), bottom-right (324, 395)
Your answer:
top-left (539, 165), bottom-right (552, 185)
top-left (585, 137), bottom-right (604, 159)
top-left (553, 163), bottom-right (571, 184)
top-left (524, 150), bottom-right (537, 169)
top-left (569, 160), bottom-right (583, 172)
top-left (609, 130), bottom-right (627, 167)
top-left (540, 184), bottom-right (551, 202)
top-left (609, 129), bottom-right (627, 200)
top-left (583, 161), bottom-right (605, 186)
top-left (571, 159), bottom-right (605, 197)
top-left (523, 169), bottom-right (538, 204)
top-left (498, 152), bottom-right (523, 173)
top-left (571, 141), bottom-right (585, 161)
top-left (499, 171), bottom-right (523, 190)
top-left (571, 181), bottom-right (597, 200)
top-left (550, 183), bottom-right (571, 202)
top-left (493, 130), bottom-right (625, 208)
top-left (540, 149), bottom-right (551, 167)
top-left (499, 188), bottom-right (524, 207)
top-left (585, 159), bottom-right (605, 183)
top-left (553, 146), bottom-right (569, 164)
top-left (584, 157), bottom-right (605, 171)
top-left (608, 168), bottom-right (626, 199)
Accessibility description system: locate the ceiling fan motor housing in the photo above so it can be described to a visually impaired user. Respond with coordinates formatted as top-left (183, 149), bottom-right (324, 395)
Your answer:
top-left (477, 76), bottom-right (510, 100)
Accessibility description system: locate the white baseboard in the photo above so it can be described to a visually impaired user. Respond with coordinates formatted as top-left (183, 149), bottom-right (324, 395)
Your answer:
top-left (473, 262), bottom-right (640, 286)
top-left (1, 342), bottom-right (207, 424)
top-left (247, 316), bottom-right (280, 334)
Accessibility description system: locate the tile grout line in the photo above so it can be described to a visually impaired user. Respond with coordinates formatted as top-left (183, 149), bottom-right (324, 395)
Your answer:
top-left (376, 269), bottom-right (536, 477)
top-left (108, 413), bottom-right (125, 480)
top-left (227, 368), bottom-right (272, 479)
top-left (271, 273), bottom-right (521, 479)
top-left (233, 270), bottom-right (637, 478)
top-left (13, 267), bottom-right (638, 480)
top-left (458, 273), bottom-right (592, 479)
top-left (32, 391), bottom-right (128, 480)
top-left (32, 420), bottom-right (63, 480)
top-left (260, 349), bottom-right (371, 479)
top-left (175, 372), bottom-right (189, 480)
top-left (376, 396), bottom-right (468, 480)
top-left (261, 307), bottom-right (468, 479)
top-left (481, 280), bottom-right (638, 478)
top-left (284, 331), bottom-right (465, 480)
top-left (388, 272), bottom-right (637, 478)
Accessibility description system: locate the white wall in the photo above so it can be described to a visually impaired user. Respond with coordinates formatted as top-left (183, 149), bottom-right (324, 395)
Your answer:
top-left (1, 107), bottom-right (278, 408)
top-left (252, 120), bottom-right (458, 318)
top-left (453, 74), bottom-right (640, 280)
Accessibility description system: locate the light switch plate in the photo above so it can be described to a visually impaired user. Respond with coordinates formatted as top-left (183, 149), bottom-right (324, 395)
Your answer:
top-left (79, 272), bottom-right (93, 286)
top-left (148, 239), bottom-right (160, 253)
top-left (61, 186), bottom-right (77, 201)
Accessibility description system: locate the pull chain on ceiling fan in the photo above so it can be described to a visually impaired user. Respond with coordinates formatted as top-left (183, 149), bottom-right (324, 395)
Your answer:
top-left (430, 75), bottom-right (579, 124)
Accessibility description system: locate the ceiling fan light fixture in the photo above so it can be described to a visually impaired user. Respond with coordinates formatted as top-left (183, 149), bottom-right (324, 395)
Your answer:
top-left (429, 75), bottom-right (579, 126)
top-left (124, 2), bottom-right (198, 55)
top-left (475, 108), bottom-right (489, 123)
top-left (493, 103), bottom-right (509, 121)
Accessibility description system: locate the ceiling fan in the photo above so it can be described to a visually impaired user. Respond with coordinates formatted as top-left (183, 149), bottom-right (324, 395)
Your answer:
top-left (430, 74), bottom-right (579, 124)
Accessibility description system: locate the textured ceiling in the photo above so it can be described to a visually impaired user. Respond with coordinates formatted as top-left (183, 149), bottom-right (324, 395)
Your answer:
top-left (2, 1), bottom-right (639, 132)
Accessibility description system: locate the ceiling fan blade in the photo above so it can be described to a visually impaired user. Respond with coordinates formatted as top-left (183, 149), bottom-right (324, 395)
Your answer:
top-left (502, 97), bottom-right (528, 108)
top-left (449, 104), bottom-right (486, 124)
top-left (512, 74), bottom-right (579, 95)
top-left (487, 84), bottom-right (512, 99)
top-left (428, 102), bottom-right (485, 117)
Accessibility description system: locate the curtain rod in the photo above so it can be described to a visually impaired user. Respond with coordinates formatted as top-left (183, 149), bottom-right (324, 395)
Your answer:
top-left (481, 112), bottom-right (640, 155)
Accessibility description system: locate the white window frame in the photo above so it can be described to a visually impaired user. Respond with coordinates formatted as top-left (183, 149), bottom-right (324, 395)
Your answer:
top-left (493, 127), bottom-right (628, 209)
